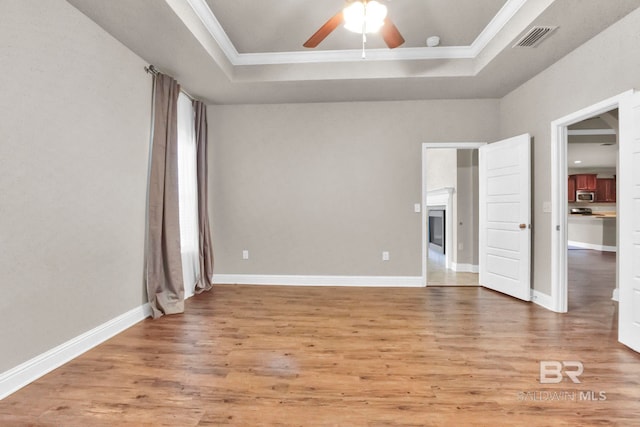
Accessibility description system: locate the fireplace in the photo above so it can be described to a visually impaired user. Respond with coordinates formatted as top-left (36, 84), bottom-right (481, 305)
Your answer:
top-left (428, 209), bottom-right (445, 254)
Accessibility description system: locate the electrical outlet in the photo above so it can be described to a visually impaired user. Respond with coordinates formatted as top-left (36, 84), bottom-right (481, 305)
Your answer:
top-left (382, 251), bottom-right (390, 261)
top-left (242, 250), bottom-right (249, 260)
top-left (458, 243), bottom-right (463, 251)
top-left (414, 203), bottom-right (421, 213)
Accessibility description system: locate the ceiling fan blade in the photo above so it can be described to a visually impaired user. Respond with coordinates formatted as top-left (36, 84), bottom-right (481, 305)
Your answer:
top-left (303, 11), bottom-right (344, 48)
top-left (381, 17), bottom-right (405, 49)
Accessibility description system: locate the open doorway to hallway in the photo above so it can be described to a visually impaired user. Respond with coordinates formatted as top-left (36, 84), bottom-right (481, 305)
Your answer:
top-left (566, 110), bottom-right (618, 313)
top-left (551, 90), bottom-right (640, 351)
top-left (424, 147), bottom-right (479, 286)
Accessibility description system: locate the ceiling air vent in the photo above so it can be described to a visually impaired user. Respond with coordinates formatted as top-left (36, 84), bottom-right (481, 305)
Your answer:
top-left (512, 26), bottom-right (558, 48)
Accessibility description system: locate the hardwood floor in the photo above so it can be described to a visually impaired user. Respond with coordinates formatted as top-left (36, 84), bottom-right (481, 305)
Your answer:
top-left (427, 247), bottom-right (479, 286)
top-left (568, 248), bottom-right (616, 312)
top-left (2, 250), bottom-right (639, 426)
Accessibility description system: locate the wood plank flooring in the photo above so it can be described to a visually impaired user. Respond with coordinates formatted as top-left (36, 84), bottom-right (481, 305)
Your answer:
top-left (1, 250), bottom-right (639, 426)
top-left (426, 248), bottom-right (479, 286)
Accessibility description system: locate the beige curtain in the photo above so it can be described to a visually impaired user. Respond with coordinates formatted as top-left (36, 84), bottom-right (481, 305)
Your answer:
top-left (194, 101), bottom-right (214, 293)
top-left (146, 73), bottom-right (185, 318)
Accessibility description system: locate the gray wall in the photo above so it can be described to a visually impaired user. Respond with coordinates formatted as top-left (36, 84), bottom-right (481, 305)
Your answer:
top-left (425, 149), bottom-right (457, 191)
top-left (499, 6), bottom-right (640, 295)
top-left (209, 100), bottom-right (499, 276)
top-left (0, 0), bottom-right (151, 372)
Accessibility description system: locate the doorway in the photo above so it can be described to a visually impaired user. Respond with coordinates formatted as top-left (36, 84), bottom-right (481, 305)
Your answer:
top-left (421, 143), bottom-right (484, 286)
top-left (550, 91), bottom-right (631, 313)
top-left (566, 111), bottom-right (618, 312)
top-left (552, 89), bottom-right (640, 353)
top-left (422, 135), bottom-right (533, 300)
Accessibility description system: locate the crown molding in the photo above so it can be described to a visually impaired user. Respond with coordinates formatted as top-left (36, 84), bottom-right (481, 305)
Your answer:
top-left (468, 0), bottom-right (528, 56)
top-left (233, 46), bottom-right (474, 66)
top-left (184, 0), bottom-right (241, 63)
top-left (184, 0), bottom-right (528, 66)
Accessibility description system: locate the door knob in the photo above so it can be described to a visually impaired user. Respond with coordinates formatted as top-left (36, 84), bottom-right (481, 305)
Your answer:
top-left (519, 223), bottom-right (527, 229)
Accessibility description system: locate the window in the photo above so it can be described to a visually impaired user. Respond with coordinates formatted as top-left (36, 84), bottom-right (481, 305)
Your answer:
top-left (177, 92), bottom-right (200, 298)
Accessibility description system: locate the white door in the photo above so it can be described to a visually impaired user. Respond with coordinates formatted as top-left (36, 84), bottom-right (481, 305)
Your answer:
top-left (619, 91), bottom-right (640, 352)
top-left (479, 134), bottom-right (531, 301)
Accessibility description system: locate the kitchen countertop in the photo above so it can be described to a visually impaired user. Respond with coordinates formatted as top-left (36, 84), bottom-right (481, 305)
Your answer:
top-left (569, 211), bottom-right (617, 219)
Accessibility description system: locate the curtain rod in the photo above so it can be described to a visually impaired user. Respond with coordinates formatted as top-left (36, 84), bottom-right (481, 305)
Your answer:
top-left (145, 64), bottom-right (198, 102)
top-left (144, 64), bottom-right (159, 75)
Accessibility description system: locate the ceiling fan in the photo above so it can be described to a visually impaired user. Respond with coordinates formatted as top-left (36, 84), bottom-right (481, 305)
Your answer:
top-left (303, 0), bottom-right (405, 50)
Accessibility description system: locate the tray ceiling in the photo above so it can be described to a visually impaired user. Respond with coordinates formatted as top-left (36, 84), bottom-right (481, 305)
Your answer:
top-left (205, 0), bottom-right (508, 53)
top-left (66, 0), bottom-right (640, 104)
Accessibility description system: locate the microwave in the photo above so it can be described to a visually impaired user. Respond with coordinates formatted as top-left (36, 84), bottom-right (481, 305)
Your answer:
top-left (576, 190), bottom-right (595, 202)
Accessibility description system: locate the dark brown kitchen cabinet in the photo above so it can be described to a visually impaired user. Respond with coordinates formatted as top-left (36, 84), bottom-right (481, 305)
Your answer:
top-left (596, 178), bottom-right (616, 202)
top-left (574, 174), bottom-right (597, 191)
top-left (568, 175), bottom-right (576, 202)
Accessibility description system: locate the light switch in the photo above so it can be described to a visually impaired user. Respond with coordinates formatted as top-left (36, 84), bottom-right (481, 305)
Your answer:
top-left (414, 203), bottom-right (421, 213)
top-left (543, 201), bottom-right (552, 213)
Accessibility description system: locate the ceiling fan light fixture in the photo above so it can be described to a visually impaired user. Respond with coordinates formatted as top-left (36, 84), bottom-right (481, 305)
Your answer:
top-left (343, 1), bottom-right (388, 34)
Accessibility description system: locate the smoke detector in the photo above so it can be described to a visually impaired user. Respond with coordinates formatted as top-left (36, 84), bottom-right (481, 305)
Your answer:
top-left (426, 36), bottom-right (440, 47)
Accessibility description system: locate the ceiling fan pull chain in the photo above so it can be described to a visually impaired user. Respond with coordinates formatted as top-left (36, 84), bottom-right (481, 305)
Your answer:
top-left (362, 5), bottom-right (367, 59)
top-left (362, 32), bottom-right (366, 59)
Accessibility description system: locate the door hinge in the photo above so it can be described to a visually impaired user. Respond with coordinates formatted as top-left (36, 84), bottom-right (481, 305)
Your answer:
top-left (556, 225), bottom-right (560, 231)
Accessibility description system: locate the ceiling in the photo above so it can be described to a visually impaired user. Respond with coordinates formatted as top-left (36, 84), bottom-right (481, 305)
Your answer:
top-left (66, 0), bottom-right (640, 104)
top-left (206, 0), bottom-right (508, 53)
top-left (568, 112), bottom-right (618, 169)
top-left (567, 142), bottom-right (617, 169)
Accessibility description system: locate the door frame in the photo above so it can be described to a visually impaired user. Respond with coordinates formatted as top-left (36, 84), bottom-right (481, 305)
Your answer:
top-left (550, 90), bottom-right (633, 313)
top-left (421, 142), bottom-right (486, 286)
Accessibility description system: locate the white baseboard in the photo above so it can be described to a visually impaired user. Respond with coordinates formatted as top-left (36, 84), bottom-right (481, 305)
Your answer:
top-left (0, 303), bottom-right (151, 400)
top-left (212, 274), bottom-right (424, 287)
top-left (451, 262), bottom-right (479, 273)
top-left (612, 288), bottom-right (619, 302)
top-left (531, 290), bottom-right (555, 311)
top-left (568, 240), bottom-right (617, 252)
